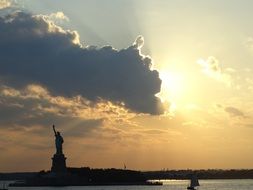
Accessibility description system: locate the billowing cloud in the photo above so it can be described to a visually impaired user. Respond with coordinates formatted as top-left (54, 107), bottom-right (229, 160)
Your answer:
top-left (48, 12), bottom-right (69, 22)
top-left (0, 11), bottom-right (165, 115)
top-left (0, 0), bottom-right (11, 9)
top-left (0, 83), bottom-right (137, 129)
top-left (133, 35), bottom-right (144, 50)
top-left (225, 106), bottom-right (245, 117)
top-left (197, 56), bottom-right (233, 86)
top-left (0, 84), bottom-right (104, 136)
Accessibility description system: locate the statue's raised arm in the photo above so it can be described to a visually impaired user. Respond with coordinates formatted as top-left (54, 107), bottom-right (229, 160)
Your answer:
top-left (53, 125), bottom-right (57, 136)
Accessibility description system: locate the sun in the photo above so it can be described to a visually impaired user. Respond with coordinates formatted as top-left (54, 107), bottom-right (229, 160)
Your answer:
top-left (160, 71), bottom-right (183, 95)
top-left (158, 70), bottom-right (185, 105)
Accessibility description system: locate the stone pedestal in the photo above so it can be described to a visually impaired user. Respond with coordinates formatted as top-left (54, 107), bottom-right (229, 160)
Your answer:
top-left (51, 153), bottom-right (67, 173)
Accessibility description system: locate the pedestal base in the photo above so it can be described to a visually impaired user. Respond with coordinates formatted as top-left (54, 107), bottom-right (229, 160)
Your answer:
top-left (51, 153), bottom-right (67, 173)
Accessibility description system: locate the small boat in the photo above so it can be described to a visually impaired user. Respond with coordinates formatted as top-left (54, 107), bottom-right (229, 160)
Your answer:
top-left (187, 174), bottom-right (200, 190)
top-left (0, 183), bottom-right (8, 190)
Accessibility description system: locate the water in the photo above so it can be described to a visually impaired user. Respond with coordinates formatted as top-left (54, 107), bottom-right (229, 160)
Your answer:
top-left (1, 179), bottom-right (253, 190)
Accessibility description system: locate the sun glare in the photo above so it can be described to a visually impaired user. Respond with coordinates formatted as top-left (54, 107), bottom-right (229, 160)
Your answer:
top-left (159, 71), bottom-right (184, 100)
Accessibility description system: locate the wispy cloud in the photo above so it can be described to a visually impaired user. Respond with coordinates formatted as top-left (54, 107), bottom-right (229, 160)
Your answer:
top-left (245, 37), bottom-right (253, 52)
top-left (225, 106), bottom-right (245, 118)
top-left (197, 56), bottom-right (233, 86)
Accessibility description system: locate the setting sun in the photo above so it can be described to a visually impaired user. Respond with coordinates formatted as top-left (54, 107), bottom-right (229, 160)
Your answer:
top-left (159, 70), bottom-right (185, 102)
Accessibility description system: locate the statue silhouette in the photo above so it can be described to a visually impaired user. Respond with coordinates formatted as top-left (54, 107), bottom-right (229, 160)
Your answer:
top-left (53, 125), bottom-right (64, 154)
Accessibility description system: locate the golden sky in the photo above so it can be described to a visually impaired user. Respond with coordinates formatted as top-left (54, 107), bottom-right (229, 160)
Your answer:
top-left (1, 0), bottom-right (253, 172)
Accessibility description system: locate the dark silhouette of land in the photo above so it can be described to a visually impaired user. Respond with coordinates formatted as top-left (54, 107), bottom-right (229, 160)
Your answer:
top-left (3, 169), bottom-right (253, 182)
top-left (7, 167), bottom-right (161, 186)
top-left (144, 169), bottom-right (253, 179)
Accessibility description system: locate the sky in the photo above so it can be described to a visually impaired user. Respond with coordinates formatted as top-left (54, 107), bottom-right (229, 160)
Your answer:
top-left (1, 0), bottom-right (253, 172)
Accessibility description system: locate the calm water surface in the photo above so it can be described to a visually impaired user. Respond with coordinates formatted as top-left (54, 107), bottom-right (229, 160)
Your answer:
top-left (2, 180), bottom-right (253, 190)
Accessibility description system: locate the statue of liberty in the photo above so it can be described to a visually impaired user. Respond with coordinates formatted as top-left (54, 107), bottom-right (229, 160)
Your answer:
top-left (52, 125), bottom-right (64, 154)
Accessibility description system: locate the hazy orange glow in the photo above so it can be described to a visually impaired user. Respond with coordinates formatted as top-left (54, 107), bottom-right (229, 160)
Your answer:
top-left (2, 0), bottom-right (253, 172)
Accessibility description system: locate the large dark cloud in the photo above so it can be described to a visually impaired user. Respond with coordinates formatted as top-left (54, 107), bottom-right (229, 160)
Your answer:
top-left (0, 11), bottom-right (165, 115)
